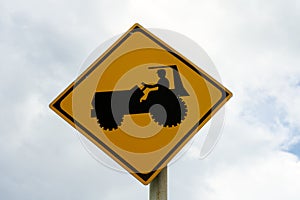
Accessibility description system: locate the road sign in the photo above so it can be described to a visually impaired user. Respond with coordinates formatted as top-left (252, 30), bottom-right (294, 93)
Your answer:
top-left (49, 23), bottom-right (232, 185)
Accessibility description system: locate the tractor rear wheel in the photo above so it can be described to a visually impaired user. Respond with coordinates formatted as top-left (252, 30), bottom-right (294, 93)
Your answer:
top-left (150, 97), bottom-right (187, 127)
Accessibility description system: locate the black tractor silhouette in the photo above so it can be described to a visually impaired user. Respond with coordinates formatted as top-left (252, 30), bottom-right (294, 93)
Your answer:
top-left (91, 65), bottom-right (189, 130)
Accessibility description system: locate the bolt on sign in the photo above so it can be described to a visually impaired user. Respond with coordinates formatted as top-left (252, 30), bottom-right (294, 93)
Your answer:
top-left (49, 23), bottom-right (232, 185)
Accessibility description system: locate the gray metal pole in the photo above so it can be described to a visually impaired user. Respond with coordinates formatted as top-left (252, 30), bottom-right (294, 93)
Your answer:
top-left (149, 167), bottom-right (168, 200)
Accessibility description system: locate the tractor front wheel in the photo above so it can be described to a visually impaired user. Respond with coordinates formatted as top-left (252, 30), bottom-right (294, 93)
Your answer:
top-left (96, 112), bottom-right (124, 131)
top-left (94, 104), bottom-right (124, 131)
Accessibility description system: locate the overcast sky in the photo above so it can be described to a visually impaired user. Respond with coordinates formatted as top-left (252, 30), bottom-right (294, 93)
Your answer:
top-left (1, 0), bottom-right (300, 199)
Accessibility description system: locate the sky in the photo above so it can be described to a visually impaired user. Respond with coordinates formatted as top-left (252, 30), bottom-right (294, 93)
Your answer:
top-left (0, 0), bottom-right (300, 199)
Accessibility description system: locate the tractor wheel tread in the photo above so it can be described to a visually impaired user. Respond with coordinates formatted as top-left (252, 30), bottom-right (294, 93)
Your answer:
top-left (150, 97), bottom-right (188, 127)
top-left (96, 115), bottom-right (124, 131)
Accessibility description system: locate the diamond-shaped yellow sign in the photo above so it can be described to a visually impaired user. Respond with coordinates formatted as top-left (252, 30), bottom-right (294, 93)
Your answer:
top-left (50, 23), bottom-right (232, 185)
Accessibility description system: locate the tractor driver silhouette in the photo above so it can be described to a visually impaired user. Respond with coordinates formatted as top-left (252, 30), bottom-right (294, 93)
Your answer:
top-left (140, 69), bottom-right (169, 102)
top-left (157, 69), bottom-right (169, 88)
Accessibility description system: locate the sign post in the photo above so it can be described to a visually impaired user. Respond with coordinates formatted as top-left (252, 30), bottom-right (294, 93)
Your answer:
top-left (150, 167), bottom-right (167, 200)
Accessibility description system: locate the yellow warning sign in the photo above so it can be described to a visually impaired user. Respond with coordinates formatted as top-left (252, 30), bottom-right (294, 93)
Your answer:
top-left (49, 23), bottom-right (232, 185)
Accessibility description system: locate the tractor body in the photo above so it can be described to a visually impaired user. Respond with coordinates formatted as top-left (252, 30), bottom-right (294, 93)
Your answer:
top-left (91, 65), bottom-right (189, 130)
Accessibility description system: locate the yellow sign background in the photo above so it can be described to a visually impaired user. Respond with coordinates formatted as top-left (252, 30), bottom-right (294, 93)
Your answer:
top-left (50, 23), bottom-right (232, 185)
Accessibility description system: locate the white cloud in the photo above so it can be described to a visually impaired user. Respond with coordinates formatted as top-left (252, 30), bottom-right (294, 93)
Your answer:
top-left (197, 152), bottom-right (300, 200)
